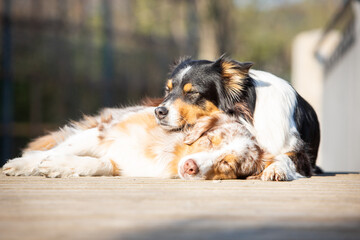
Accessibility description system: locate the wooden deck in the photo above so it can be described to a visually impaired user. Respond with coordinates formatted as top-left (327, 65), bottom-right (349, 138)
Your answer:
top-left (1, 172), bottom-right (359, 240)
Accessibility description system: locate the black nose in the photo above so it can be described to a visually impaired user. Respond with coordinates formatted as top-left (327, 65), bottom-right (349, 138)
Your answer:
top-left (155, 106), bottom-right (168, 120)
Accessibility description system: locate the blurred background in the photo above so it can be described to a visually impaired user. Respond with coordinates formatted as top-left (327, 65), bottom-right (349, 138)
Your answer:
top-left (1, 0), bottom-right (358, 171)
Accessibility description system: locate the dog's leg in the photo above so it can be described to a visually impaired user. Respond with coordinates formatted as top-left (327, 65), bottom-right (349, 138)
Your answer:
top-left (3, 128), bottom-right (103, 176)
top-left (38, 155), bottom-right (116, 178)
top-left (2, 151), bottom-right (47, 176)
top-left (40, 127), bottom-right (102, 156)
top-left (261, 154), bottom-right (303, 181)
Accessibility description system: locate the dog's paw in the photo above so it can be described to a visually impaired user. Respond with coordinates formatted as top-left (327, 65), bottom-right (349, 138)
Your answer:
top-left (261, 158), bottom-right (302, 181)
top-left (38, 156), bottom-right (79, 178)
top-left (261, 162), bottom-right (287, 181)
top-left (3, 157), bottom-right (41, 176)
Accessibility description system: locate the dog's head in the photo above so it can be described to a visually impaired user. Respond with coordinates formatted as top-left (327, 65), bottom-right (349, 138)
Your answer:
top-left (177, 113), bottom-right (263, 180)
top-left (154, 56), bottom-right (254, 130)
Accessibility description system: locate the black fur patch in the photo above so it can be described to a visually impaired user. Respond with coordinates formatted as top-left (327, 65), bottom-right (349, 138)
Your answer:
top-left (293, 93), bottom-right (321, 168)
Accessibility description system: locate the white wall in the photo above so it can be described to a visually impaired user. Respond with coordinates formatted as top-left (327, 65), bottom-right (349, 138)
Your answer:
top-left (321, 1), bottom-right (360, 171)
top-left (292, 1), bottom-right (360, 172)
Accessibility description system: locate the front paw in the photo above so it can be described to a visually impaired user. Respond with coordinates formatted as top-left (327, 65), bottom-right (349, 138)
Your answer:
top-left (3, 157), bottom-right (41, 176)
top-left (261, 162), bottom-right (288, 181)
top-left (38, 157), bottom-right (78, 178)
top-left (261, 157), bottom-right (304, 181)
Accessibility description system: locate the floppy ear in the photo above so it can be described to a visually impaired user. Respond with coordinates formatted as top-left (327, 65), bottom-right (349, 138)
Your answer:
top-left (213, 56), bottom-right (253, 107)
top-left (213, 55), bottom-right (253, 74)
top-left (184, 115), bottom-right (220, 145)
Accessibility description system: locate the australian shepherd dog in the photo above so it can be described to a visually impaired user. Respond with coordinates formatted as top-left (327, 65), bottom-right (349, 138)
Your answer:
top-left (3, 107), bottom-right (277, 180)
top-left (3, 56), bottom-right (319, 181)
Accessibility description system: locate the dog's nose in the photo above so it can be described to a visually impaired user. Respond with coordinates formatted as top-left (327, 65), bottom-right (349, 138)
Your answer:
top-left (155, 106), bottom-right (168, 120)
top-left (183, 159), bottom-right (199, 175)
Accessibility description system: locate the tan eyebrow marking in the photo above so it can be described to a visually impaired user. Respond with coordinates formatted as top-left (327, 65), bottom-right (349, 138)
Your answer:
top-left (167, 80), bottom-right (173, 90)
top-left (183, 83), bottom-right (193, 93)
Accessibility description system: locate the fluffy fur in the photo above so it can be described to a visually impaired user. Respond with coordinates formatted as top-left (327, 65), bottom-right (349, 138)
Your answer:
top-left (154, 56), bottom-right (320, 181)
top-left (3, 107), bottom-right (275, 180)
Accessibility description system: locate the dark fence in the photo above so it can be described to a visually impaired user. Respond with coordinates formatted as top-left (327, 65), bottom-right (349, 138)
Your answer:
top-left (0, 0), bottom-right (203, 164)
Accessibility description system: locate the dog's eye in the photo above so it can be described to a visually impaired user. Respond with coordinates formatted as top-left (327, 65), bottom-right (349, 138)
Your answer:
top-left (165, 87), bottom-right (171, 96)
top-left (218, 154), bottom-right (237, 173)
top-left (186, 91), bottom-right (200, 98)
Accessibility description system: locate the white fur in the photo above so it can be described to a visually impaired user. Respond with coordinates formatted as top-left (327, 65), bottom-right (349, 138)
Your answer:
top-left (250, 69), bottom-right (299, 154)
top-left (178, 66), bottom-right (192, 80)
top-left (250, 69), bottom-right (302, 180)
top-left (163, 100), bottom-right (182, 129)
top-left (261, 155), bottom-right (304, 181)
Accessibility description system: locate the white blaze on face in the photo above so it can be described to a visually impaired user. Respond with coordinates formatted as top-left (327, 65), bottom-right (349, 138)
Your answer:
top-left (178, 66), bottom-right (192, 80)
top-left (162, 66), bottom-right (192, 128)
top-left (163, 100), bottom-right (181, 128)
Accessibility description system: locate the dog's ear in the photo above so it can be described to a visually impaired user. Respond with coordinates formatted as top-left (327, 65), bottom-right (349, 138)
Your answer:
top-left (184, 114), bottom-right (220, 145)
top-left (213, 56), bottom-right (253, 93)
top-left (213, 55), bottom-right (253, 74)
top-left (212, 56), bottom-right (253, 111)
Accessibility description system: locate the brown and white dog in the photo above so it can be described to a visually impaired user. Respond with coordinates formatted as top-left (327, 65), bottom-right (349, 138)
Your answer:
top-left (3, 106), bottom-right (278, 180)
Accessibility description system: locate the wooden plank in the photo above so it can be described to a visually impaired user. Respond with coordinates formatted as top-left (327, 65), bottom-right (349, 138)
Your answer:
top-left (0, 172), bottom-right (359, 240)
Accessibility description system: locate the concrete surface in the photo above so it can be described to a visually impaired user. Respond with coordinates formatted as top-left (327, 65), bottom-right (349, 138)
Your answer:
top-left (0, 172), bottom-right (359, 240)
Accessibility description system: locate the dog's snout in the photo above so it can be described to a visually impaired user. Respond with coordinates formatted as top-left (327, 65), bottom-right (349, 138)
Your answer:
top-left (183, 159), bottom-right (199, 175)
top-left (155, 106), bottom-right (168, 120)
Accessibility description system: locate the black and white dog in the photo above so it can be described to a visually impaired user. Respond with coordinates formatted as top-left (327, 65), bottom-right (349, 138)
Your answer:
top-left (154, 56), bottom-right (320, 181)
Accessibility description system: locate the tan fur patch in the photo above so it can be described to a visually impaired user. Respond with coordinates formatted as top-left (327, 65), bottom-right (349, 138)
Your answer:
top-left (285, 152), bottom-right (296, 157)
top-left (167, 79), bottom-right (173, 90)
top-left (204, 160), bottom-right (237, 180)
top-left (27, 113), bottom-right (104, 152)
top-left (101, 112), bottom-right (113, 124)
top-left (183, 83), bottom-right (193, 93)
top-left (205, 154), bottom-right (238, 180)
top-left (25, 128), bottom-right (72, 151)
top-left (144, 145), bottom-right (157, 160)
top-left (110, 159), bottom-right (120, 176)
top-left (221, 61), bottom-right (247, 98)
top-left (210, 135), bottom-right (223, 147)
top-left (173, 99), bottom-right (220, 126)
top-left (74, 115), bottom-right (99, 130)
top-left (115, 113), bottom-right (157, 134)
top-left (25, 134), bottom-right (59, 151)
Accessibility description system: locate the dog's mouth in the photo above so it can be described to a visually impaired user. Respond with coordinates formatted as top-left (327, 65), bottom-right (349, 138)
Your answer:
top-left (156, 119), bottom-right (184, 131)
